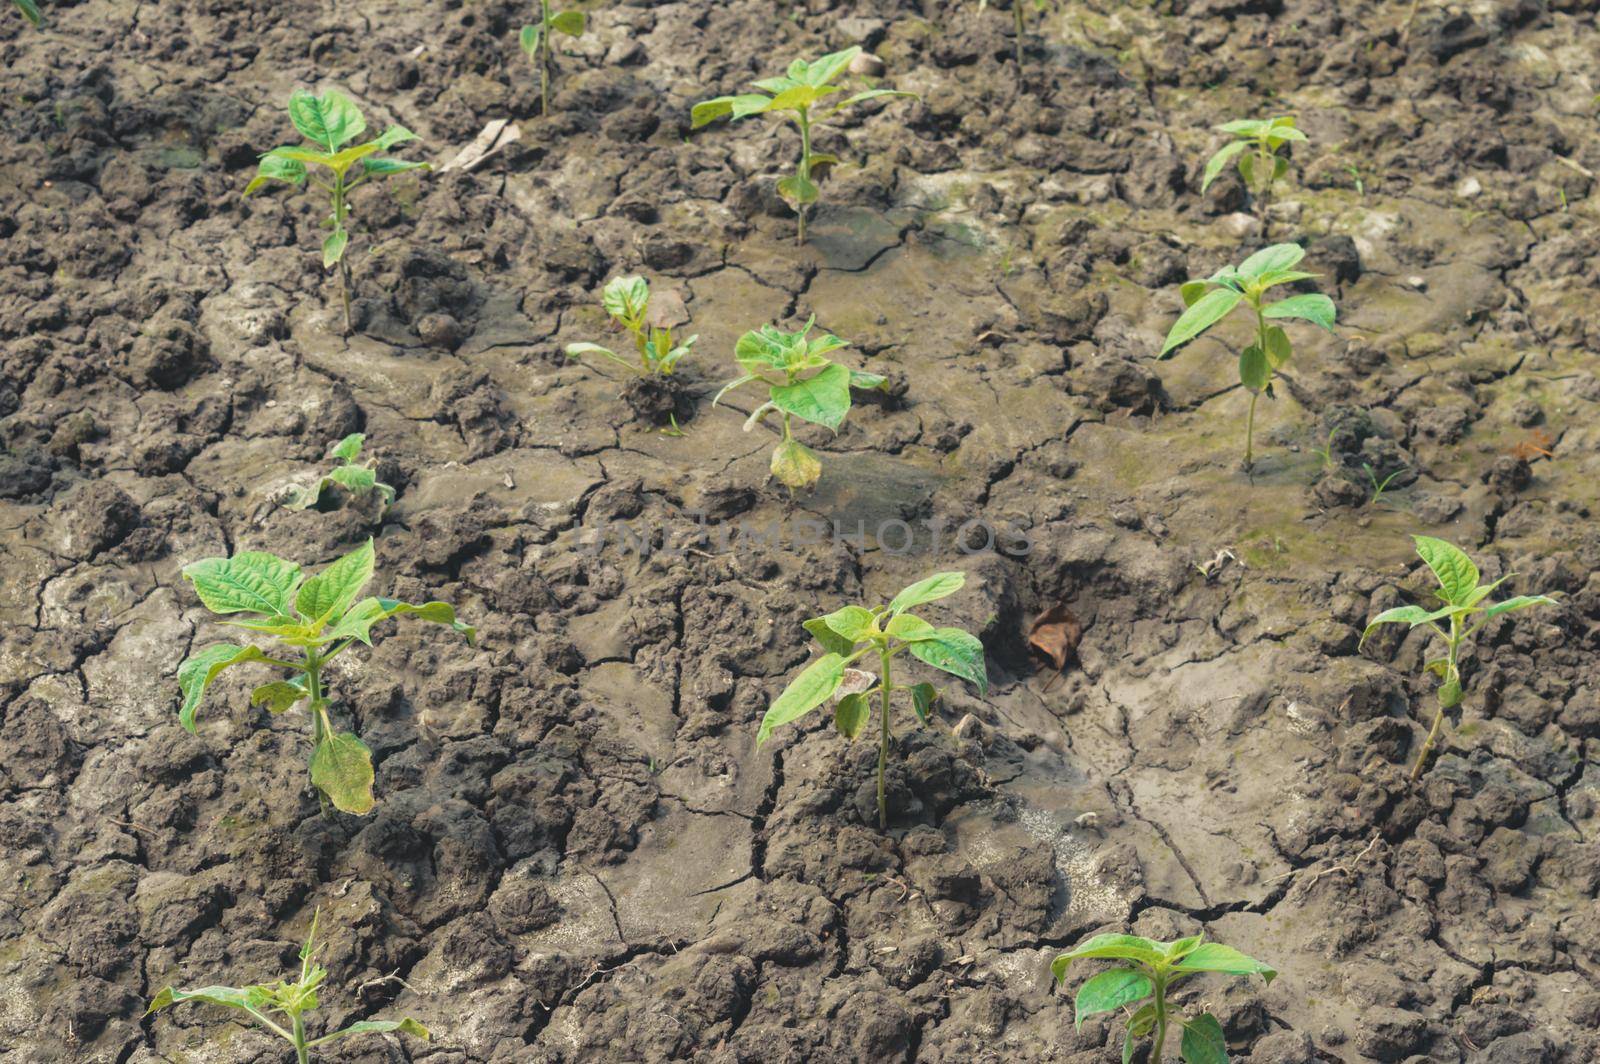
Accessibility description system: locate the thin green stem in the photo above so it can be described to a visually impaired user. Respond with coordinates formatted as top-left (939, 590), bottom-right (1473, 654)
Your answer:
top-left (292, 1014), bottom-right (310, 1064)
top-left (1151, 974), bottom-right (1169, 1064)
top-left (877, 645), bottom-right (893, 830)
top-left (1410, 616), bottom-right (1461, 780)
top-left (1014, 1), bottom-right (1024, 67)
top-left (539, 0), bottom-right (552, 116)
top-left (796, 107), bottom-right (812, 245)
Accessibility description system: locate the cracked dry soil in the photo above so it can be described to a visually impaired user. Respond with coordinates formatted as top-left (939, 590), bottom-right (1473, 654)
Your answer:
top-left (3, 0), bottom-right (1599, 1062)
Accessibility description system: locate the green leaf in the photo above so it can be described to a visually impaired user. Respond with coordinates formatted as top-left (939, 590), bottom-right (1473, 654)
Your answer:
top-left (804, 617), bottom-right (857, 656)
top-left (1165, 934), bottom-right (1206, 960)
top-left (1413, 536), bottom-right (1479, 606)
top-left (909, 682), bottom-right (936, 724)
top-left (1160, 288), bottom-right (1242, 357)
top-left (1179, 1012), bottom-right (1228, 1064)
top-left (146, 984), bottom-right (272, 1017)
top-left (1238, 344), bottom-right (1270, 393)
top-left (309, 1017), bottom-right (430, 1047)
top-left (907, 628), bottom-right (988, 695)
top-left (1171, 943), bottom-right (1276, 983)
top-left (827, 88), bottom-right (916, 116)
top-left (757, 653), bottom-right (847, 746)
top-left (288, 90), bottom-right (366, 152)
top-left (328, 597), bottom-right (476, 647)
top-left (1180, 280), bottom-right (1210, 307)
top-left (1056, 933), bottom-right (1167, 969)
top-left (602, 275), bottom-right (650, 324)
top-left (549, 9), bottom-right (585, 35)
top-left (1127, 1002), bottom-right (1157, 1036)
top-left (1359, 603), bottom-right (1455, 646)
top-left (519, 23), bottom-right (544, 55)
top-left (1262, 293), bottom-right (1336, 331)
top-left (1262, 325), bottom-right (1292, 369)
top-left (848, 369), bottom-right (889, 392)
top-left (183, 553), bottom-right (302, 618)
top-left (691, 95), bottom-right (741, 128)
top-left (777, 172), bottom-right (820, 208)
top-left (771, 438), bottom-right (822, 490)
top-left (822, 605), bottom-right (878, 642)
top-left (886, 613), bottom-right (936, 642)
top-left (328, 465), bottom-right (378, 495)
top-left (1216, 119), bottom-right (1271, 136)
top-left (769, 363), bottom-right (851, 430)
top-left (1073, 968), bottom-right (1153, 1030)
top-left (251, 680), bottom-right (308, 715)
top-left (322, 229), bottom-right (349, 269)
top-left (310, 731), bottom-right (376, 814)
top-left (888, 572), bottom-right (966, 614)
top-left (361, 157), bottom-right (428, 178)
top-left (1201, 140), bottom-right (1249, 192)
top-left (1237, 243), bottom-right (1305, 279)
top-left (1254, 269), bottom-right (1318, 289)
top-left (331, 433), bottom-right (364, 461)
top-left (375, 125), bottom-right (418, 151)
top-left (834, 692), bottom-right (871, 740)
top-left (803, 46), bottom-right (860, 87)
top-left (295, 538), bottom-right (376, 624)
top-left (245, 150), bottom-right (308, 195)
top-left (177, 644), bottom-right (273, 732)
top-left (1438, 673), bottom-right (1463, 708)
top-left (326, 142), bottom-right (380, 173)
top-left (1237, 152), bottom-right (1256, 188)
top-left (14, 0), bottom-right (42, 25)
top-left (1481, 594), bottom-right (1556, 620)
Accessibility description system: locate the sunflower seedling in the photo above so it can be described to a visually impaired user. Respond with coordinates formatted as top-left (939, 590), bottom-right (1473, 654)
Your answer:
top-left (147, 910), bottom-right (427, 1064)
top-left (713, 318), bottom-right (887, 492)
top-left (245, 90), bottom-right (428, 336)
top-left (1053, 932), bottom-right (1275, 1064)
top-left (1160, 243), bottom-right (1336, 470)
top-left (566, 275), bottom-right (696, 379)
top-left (1202, 116), bottom-right (1306, 208)
top-left (286, 433), bottom-right (395, 513)
top-left (691, 46), bottom-right (914, 244)
top-left (1361, 536), bottom-right (1555, 780)
top-left (177, 538), bottom-right (473, 814)
top-left (520, 0), bottom-right (586, 117)
top-left (757, 572), bottom-right (988, 829)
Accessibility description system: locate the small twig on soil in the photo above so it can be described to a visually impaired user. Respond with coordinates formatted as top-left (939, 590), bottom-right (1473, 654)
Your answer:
top-left (110, 819), bottom-right (155, 834)
top-left (357, 969), bottom-right (417, 997)
top-left (1269, 834), bottom-right (1381, 886)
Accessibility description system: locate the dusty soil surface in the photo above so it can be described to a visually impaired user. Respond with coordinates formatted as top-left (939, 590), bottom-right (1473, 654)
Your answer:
top-left (3, 0), bottom-right (1599, 1061)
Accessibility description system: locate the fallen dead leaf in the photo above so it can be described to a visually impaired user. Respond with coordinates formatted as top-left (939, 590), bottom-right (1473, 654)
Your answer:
top-left (1027, 603), bottom-right (1082, 671)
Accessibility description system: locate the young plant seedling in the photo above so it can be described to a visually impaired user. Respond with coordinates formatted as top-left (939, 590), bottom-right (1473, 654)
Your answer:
top-left (1364, 463), bottom-right (1402, 506)
top-left (147, 910), bottom-right (427, 1064)
top-left (176, 538), bottom-right (473, 814)
top-left (1053, 932), bottom-right (1276, 1064)
top-left (713, 318), bottom-right (887, 493)
top-left (285, 433), bottom-right (396, 513)
top-left (12, 0), bottom-right (41, 24)
top-left (1201, 116), bottom-right (1307, 209)
top-left (566, 275), bottom-right (696, 378)
top-left (520, 0), bottom-right (586, 118)
top-left (244, 90), bottom-right (428, 336)
top-left (691, 46), bottom-right (914, 244)
top-left (978, 0), bottom-right (1051, 67)
top-left (1160, 243), bottom-right (1336, 470)
top-left (1360, 536), bottom-right (1555, 780)
top-left (757, 572), bottom-right (988, 829)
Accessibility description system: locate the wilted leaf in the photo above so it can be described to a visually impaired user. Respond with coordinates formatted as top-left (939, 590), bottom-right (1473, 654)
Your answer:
top-left (1027, 604), bottom-right (1083, 671)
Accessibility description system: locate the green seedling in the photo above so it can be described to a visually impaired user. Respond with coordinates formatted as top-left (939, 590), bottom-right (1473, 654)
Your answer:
top-left (520, 0), bottom-right (586, 118)
top-left (691, 46), bottom-right (914, 244)
top-left (1364, 463), bottom-right (1401, 506)
top-left (245, 90), bottom-right (429, 336)
top-left (1361, 536), bottom-right (1555, 780)
top-left (1201, 116), bottom-right (1306, 207)
top-left (757, 572), bottom-right (988, 829)
top-left (12, 0), bottom-right (41, 24)
top-left (1053, 932), bottom-right (1276, 1064)
top-left (566, 275), bottom-right (696, 378)
top-left (286, 433), bottom-right (396, 512)
top-left (713, 318), bottom-right (887, 492)
top-left (1160, 243), bottom-right (1337, 470)
top-left (978, 0), bottom-right (1051, 67)
top-left (147, 910), bottom-right (427, 1064)
top-left (177, 539), bottom-right (473, 814)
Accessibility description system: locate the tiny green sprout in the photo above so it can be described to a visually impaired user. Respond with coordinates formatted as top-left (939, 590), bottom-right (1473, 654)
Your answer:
top-left (146, 909), bottom-right (428, 1064)
top-left (1364, 463), bottom-right (1402, 506)
top-left (1052, 932), bottom-right (1276, 1064)
top-left (758, 572), bottom-right (988, 829)
top-left (286, 433), bottom-right (396, 512)
top-left (12, 0), bottom-right (41, 25)
top-left (713, 318), bottom-right (888, 493)
top-left (244, 90), bottom-right (429, 336)
top-left (566, 275), bottom-right (696, 379)
top-left (177, 539), bottom-right (474, 815)
top-left (691, 46), bottom-right (915, 244)
top-left (1160, 243), bottom-right (1337, 470)
top-left (1201, 116), bottom-right (1306, 206)
top-left (520, 0), bottom-right (586, 118)
top-left (1360, 536), bottom-right (1556, 781)
top-left (978, 0), bottom-right (1052, 68)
